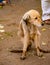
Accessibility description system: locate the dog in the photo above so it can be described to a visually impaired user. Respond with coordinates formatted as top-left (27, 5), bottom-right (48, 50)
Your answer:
top-left (18, 10), bottom-right (43, 60)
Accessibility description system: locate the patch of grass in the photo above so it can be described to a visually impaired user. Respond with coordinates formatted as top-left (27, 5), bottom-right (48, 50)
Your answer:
top-left (0, 19), bottom-right (10, 22)
top-left (4, 32), bottom-right (13, 37)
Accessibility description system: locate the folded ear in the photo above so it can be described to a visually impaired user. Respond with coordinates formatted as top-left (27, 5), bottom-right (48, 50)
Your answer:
top-left (23, 14), bottom-right (30, 22)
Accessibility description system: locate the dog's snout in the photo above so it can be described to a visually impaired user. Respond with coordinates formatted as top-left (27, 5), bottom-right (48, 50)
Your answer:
top-left (41, 22), bottom-right (44, 26)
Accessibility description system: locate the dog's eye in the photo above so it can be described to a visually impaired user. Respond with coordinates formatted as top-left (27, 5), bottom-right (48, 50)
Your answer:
top-left (35, 17), bottom-right (38, 19)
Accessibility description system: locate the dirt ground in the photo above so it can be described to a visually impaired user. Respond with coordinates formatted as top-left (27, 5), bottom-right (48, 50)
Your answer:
top-left (0, 0), bottom-right (50, 65)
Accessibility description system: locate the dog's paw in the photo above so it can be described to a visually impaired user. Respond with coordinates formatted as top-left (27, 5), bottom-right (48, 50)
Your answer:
top-left (20, 56), bottom-right (26, 60)
top-left (37, 52), bottom-right (43, 57)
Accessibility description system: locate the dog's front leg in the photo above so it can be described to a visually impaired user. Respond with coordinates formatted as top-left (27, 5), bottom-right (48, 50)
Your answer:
top-left (34, 33), bottom-right (42, 57)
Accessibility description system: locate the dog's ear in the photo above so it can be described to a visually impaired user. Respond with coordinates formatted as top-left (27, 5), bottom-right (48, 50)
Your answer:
top-left (23, 14), bottom-right (30, 23)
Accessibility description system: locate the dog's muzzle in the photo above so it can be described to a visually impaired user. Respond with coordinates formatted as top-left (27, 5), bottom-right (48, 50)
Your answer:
top-left (41, 22), bottom-right (44, 26)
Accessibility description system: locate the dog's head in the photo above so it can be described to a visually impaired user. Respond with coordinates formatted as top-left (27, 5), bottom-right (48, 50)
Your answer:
top-left (23, 10), bottom-right (42, 27)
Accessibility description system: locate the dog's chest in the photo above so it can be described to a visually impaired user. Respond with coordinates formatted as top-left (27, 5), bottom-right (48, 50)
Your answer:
top-left (27, 24), bottom-right (36, 38)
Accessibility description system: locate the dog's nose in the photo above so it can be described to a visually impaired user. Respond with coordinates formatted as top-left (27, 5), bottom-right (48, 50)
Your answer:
top-left (41, 22), bottom-right (44, 26)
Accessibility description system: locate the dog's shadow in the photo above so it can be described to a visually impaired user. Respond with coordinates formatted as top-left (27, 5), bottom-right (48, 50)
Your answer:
top-left (10, 49), bottom-right (23, 53)
top-left (10, 47), bottom-right (50, 54)
top-left (10, 47), bottom-right (34, 53)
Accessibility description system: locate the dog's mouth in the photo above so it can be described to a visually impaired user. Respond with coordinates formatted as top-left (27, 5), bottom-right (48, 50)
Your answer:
top-left (30, 21), bottom-right (42, 27)
top-left (35, 23), bottom-right (41, 27)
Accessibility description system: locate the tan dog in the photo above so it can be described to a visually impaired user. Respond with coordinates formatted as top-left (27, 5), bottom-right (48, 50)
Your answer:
top-left (19, 10), bottom-right (43, 60)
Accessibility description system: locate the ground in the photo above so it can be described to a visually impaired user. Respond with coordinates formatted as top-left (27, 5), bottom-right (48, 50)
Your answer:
top-left (0, 0), bottom-right (50, 65)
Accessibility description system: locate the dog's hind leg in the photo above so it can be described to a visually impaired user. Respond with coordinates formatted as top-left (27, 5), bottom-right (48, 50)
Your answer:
top-left (20, 34), bottom-right (30, 60)
top-left (20, 21), bottom-right (30, 60)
